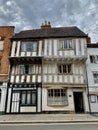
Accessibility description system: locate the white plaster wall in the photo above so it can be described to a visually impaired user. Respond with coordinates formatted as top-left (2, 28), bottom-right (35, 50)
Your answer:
top-left (0, 83), bottom-right (7, 112)
top-left (86, 47), bottom-right (98, 112)
top-left (43, 63), bottom-right (85, 84)
top-left (90, 102), bottom-right (98, 112)
top-left (86, 48), bottom-right (98, 87)
top-left (87, 48), bottom-right (98, 86)
top-left (20, 106), bottom-right (36, 112)
top-left (11, 38), bottom-right (87, 57)
top-left (42, 88), bottom-right (74, 112)
top-left (37, 87), bottom-right (41, 112)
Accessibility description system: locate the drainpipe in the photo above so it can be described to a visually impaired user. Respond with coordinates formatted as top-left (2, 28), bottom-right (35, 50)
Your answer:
top-left (85, 63), bottom-right (91, 114)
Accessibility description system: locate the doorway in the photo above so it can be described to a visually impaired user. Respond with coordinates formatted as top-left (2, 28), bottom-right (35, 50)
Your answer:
top-left (73, 92), bottom-right (84, 113)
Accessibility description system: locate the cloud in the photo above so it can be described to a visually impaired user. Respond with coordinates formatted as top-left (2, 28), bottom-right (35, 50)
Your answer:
top-left (0, 0), bottom-right (98, 42)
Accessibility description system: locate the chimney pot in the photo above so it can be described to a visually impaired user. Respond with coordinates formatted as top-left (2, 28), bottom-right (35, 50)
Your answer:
top-left (41, 21), bottom-right (51, 29)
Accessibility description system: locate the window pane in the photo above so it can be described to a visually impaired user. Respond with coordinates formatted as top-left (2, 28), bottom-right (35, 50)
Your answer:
top-left (58, 64), bottom-right (72, 74)
top-left (27, 91), bottom-right (31, 104)
top-left (63, 65), bottom-right (67, 73)
top-left (90, 95), bottom-right (96, 103)
top-left (21, 42), bottom-right (37, 52)
top-left (93, 73), bottom-right (98, 84)
top-left (64, 40), bottom-right (67, 48)
top-left (68, 65), bottom-right (71, 73)
top-left (20, 65), bottom-right (24, 74)
top-left (25, 65), bottom-right (29, 74)
top-left (31, 92), bottom-right (36, 105)
top-left (48, 89), bottom-right (67, 105)
top-left (33, 42), bottom-right (37, 51)
top-left (58, 65), bottom-right (62, 73)
top-left (21, 91), bottom-right (26, 104)
top-left (21, 43), bottom-right (26, 51)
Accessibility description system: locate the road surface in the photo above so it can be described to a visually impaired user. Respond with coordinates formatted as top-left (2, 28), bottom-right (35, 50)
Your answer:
top-left (0, 122), bottom-right (98, 130)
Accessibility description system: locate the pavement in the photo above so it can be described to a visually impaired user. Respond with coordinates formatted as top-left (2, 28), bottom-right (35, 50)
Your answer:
top-left (0, 114), bottom-right (98, 124)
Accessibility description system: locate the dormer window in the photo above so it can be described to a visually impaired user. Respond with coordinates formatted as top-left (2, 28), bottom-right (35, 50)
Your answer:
top-left (21, 41), bottom-right (37, 52)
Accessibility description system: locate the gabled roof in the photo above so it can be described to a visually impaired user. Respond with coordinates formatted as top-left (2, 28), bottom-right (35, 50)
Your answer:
top-left (12, 26), bottom-right (87, 40)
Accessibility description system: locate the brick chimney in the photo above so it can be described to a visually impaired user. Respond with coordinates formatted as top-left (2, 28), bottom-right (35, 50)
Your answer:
top-left (41, 21), bottom-right (51, 29)
top-left (86, 36), bottom-right (91, 44)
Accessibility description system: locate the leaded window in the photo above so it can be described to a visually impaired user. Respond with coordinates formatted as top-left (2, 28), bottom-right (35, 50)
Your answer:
top-left (59, 39), bottom-right (73, 49)
top-left (58, 64), bottom-right (72, 74)
top-left (47, 89), bottom-right (68, 105)
top-left (21, 41), bottom-right (37, 52)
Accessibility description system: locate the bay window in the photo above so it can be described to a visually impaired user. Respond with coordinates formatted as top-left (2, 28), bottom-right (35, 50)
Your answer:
top-left (47, 89), bottom-right (68, 105)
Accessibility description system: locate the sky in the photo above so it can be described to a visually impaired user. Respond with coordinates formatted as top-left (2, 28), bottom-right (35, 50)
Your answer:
top-left (0, 0), bottom-right (98, 43)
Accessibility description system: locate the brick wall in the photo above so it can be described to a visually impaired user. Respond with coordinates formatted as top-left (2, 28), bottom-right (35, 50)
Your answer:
top-left (0, 26), bottom-right (14, 81)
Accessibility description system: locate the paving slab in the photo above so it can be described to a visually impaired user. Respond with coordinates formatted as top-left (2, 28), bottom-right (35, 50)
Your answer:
top-left (0, 114), bottom-right (98, 124)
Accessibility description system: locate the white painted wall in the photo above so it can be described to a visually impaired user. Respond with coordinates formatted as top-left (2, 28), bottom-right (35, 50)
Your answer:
top-left (43, 63), bottom-right (86, 84)
top-left (86, 47), bottom-right (98, 112)
top-left (11, 38), bottom-right (87, 57)
top-left (42, 87), bottom-right (74, 112)
top-left (0, 83), bottom-right (7, 113)
top-left (42, 87), bottom-right (89, 112)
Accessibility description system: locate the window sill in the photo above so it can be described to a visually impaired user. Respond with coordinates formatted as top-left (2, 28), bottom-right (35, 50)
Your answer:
top-left (58, 48), bottom-right (74, 51)
top-left (58, 73), bottom-right (73, 75)
top-left (47, 104), bottom-right (68, 107)
top-left (20, 104), bottom-right (36, 106)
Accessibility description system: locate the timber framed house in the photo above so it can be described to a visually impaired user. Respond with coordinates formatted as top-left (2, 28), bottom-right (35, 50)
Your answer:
top-left (5, 21), bottom-right (89, 113)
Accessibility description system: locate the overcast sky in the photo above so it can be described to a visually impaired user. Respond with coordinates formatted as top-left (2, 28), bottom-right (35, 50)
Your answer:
top-left (0, 0), bottom-right (98, 42)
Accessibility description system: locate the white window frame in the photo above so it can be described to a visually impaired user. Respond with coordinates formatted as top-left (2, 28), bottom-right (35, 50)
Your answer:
top-left (47, 89), bottom-right (68, 106)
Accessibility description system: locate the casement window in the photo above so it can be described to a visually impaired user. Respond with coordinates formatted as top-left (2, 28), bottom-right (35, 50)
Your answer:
top-left (58, 64), bottom-right (72, 74)
top-left (90, 55), bottom-right (98, 63)
top-left (20, 65), bottom-right (30, 74)
top-left (59, 39), bottom-right (73, 49)
top-left (19, 64), bottom-right (41, 74)
top-left (90, 95), bottom-right (96, 103)
top-left (93, 73), bottom-right (98, 84)
top-left (21, 41), bottom-right (37, 52)
top-left (20, 90), bottom-right (36, 106)
top-left (47, 89), bottom-right (68, 105)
